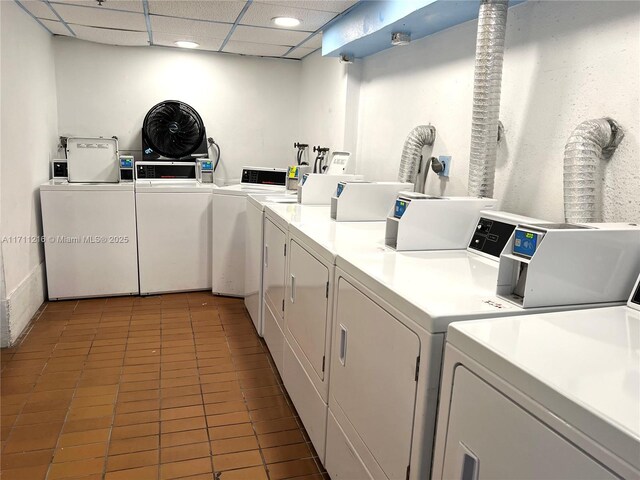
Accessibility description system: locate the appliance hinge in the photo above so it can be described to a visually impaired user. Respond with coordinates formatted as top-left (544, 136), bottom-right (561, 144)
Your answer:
top-left (282, 299), bottom-right (285, 312)
top-left (322, 355), bottom-right (326, 372)
top-left (414, 356), bottom-right (420, 382)
top-left (406, 465), bottom-right (410, 480)
top-left (284, 244), bottom-right (287, 256)
top-left (325, 281), bottom-right (329, 298)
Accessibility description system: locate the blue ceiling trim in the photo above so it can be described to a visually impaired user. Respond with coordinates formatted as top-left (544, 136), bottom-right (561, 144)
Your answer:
top-left (219, 0), bottom-right (253, 52)
top-left (13, 0), bottom-right (54, 34)
top-left (43, 0), bottom-right (75, 36)
top-left (283, 1), bottom-right (362, 58)
top-left (142, 0), bottom-right (153, 45)
top-left (323, 0), bottom-right (525, 59)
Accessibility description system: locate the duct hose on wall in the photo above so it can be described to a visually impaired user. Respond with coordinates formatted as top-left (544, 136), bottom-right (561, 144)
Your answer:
top-left (397, 125), bottom-right (436, 193)
top-left (563, 118), bottom-right (624, 223)
top-left (468, 0), bottom-right (508, 198)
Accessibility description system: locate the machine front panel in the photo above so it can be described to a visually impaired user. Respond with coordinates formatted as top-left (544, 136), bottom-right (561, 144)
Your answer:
top-left (468, 218), bottom-right (517, 259)
top-left (241, 168), bottom-right (287, 186)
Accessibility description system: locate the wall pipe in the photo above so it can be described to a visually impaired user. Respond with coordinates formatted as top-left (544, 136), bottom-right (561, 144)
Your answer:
top-left (397, 125), bottom-right (437, 193)
top-left (468, 0), bottom-right (508, 198)
top-left (563, 118), bottom-right (624, 223)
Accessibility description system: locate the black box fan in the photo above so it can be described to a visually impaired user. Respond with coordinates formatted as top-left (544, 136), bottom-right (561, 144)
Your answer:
top-left (142, 100), bottom-right (207, 161)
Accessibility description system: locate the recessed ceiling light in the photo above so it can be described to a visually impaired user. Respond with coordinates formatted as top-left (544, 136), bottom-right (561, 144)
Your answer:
top-left (175, 41), bottom-right (199, 49)
top-left (272, 17), bottom-right (301, 27)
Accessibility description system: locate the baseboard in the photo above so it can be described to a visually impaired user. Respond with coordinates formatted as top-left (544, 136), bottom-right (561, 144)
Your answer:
top-left (1, 262), bottom-right (46, 347)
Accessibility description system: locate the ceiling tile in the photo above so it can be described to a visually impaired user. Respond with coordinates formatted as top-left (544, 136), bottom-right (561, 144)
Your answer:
top-left (148, 1), bottom-right (244, 23)
top-left (285, 46), bottom-right (317, 59)
top-left (40, 19), bottom-right (73, 35)
top-left (300, 32), bottom-right (321, 49)
top-left (50, 0), bottom-right (144, 13)
top-left (150, 15), bottom-right (231, 39)
top-left (72, 25), bottom-right (149, 45)
top-left (52, 3), bottom-right (147, 30)
top-left (153, 32), bottom-right (223, 52)
top-left (20, 0), bottom-right (58, 20)
top-left (240, 2), bottom-right (335, 31)
top-left (254, 0), bottom-right (357, 14)
top-left (231, 25), bottom-right (308, 46)
top-left (223, 40), bottom-right (290, 57)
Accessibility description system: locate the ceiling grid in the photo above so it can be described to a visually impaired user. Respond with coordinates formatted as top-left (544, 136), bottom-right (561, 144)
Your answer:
top-left (14, 0), bottom-right (359, 59)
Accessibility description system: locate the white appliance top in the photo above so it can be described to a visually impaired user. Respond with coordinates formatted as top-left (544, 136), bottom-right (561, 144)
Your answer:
top-left (247, 193), bottom-right (298, 211)
top-left (134, 180), bottom-right (216, 193)
top-left (336, 249), bottom-right (620, 333)
top-left (40, 179), bottom-right (134, 192)
top-left (289, 217), bottom-right (388, 264)
top-left (447, 306), bottom-right (640, 471)
top-left (214, 183), bottom-right (287, 196)
top-left (264, 203), bottom-right (330, 231)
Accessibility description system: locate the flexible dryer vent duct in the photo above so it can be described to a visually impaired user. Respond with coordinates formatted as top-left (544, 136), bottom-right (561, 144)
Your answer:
top-left (468, 0), bottom-right (508, 198)
top-left (397, 125), bottom-right (436, 193)
top-left (563, 118), bottom-right (624, 223)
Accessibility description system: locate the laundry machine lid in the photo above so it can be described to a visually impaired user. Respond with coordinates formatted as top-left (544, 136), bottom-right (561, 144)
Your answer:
top-left (134, 180), bottom-right (215, 193)
top-left (40, 179), bottom-right (134, 191)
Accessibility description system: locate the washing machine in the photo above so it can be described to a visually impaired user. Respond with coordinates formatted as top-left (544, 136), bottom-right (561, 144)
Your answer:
top-left (324, 221), bottom-right (640, 480)
top-left (211, 167), bottom-right (289, 297)
top-left (135, 161), bottom-right (216, 295)
top-left (431, 273), bottom-right (640, 480)
top-left (40, 138), bottom-right (139, 300)
top-left (40, 180), bottom-right (139, 300)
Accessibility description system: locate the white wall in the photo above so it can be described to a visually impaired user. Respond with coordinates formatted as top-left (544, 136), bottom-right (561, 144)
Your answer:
top-left (1, 1), bottom-right (59, 345)
top-left (352, 0), bottom-right (640, 222)
top-left (53, 38), bottom-right (302, 184)
top-left (297, 50), bottom-right (361, 171)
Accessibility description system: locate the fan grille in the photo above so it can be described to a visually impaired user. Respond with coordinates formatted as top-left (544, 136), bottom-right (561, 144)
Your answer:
top-left (143, 100), bottom-right (205, 159)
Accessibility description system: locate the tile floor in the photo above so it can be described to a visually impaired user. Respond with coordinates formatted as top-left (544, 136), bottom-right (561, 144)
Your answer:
top-left (1, 292), bottom-right (328, 480)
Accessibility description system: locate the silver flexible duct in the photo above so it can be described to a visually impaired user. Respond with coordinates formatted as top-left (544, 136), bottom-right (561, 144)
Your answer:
top-left (563, 118), bottom-right (624, 223)
top-left (468, 0), bottom-right (508, 198)
top-left (397, 125), bottom-right (436, 193)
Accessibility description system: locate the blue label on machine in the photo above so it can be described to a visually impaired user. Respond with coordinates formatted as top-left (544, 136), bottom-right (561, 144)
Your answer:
top-left (201, 161), bottom-right (213, 171)
top-left (120, 158), bottom-right (133, 168)
top-left (513, 229), bottom-right (538, 258)
top-left (301, 173), bottom-right (309, 186)
top-left (336, 183), bottom-right (345, 197)
top-left (394, 199), bottom-right (409, 219)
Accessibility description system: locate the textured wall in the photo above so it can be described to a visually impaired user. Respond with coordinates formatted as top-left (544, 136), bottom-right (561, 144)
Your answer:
top-left (353, 0), bottom-right (640, 222)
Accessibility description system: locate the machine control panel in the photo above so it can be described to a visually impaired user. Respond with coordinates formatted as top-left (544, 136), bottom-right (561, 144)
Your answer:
top-left (136, 162), bottom-right (196, 179)
top-left (394, 198), bottom-right (410, 218)
top-left (513, 229), bottom-right (541, 258)
top-left (52, 160), bottom-right (68, 179)
top-left (241, 168), bottom-right (287, 186)
top-left (119, 155), bottom-right (134, 182)
top-left (468, 218), bottom-right (518, 258)
top-left (201, 160), bottom-right (213, 171)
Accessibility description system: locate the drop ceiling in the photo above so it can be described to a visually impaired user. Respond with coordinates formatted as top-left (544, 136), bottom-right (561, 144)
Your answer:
top-left (15, 0), bottom-right (358, 59)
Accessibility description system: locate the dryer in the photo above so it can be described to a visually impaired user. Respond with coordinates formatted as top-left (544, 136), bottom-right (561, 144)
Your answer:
top-left (211, 167), bottom-right (289, 297)
top-left (431, 274), bottom-right (640, 480)
top-left (324, 220), bottom-right (639, 480)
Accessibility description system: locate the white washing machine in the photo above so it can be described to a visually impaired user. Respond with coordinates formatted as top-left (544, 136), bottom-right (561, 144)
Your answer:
top-left (136, 180), bottom-right (215, 295)
top-left (40, 180), bottom-right (139, 300)
top-left (431, 274), bottom-right (640, 480)
top-left (324, 221), bottom-right (640, 480)
top-left (211, 167), bottom-right (289, 297)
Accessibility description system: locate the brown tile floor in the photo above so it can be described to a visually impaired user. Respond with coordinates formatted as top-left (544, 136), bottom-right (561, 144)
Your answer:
top-left (1, 292), bottom-right (328, 480)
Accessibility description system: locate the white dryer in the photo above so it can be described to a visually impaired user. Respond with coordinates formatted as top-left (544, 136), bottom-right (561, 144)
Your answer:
top-left (431, 274), bottom-right (640, 480)
top-left (324, 220), bottom-right (640, 480)
top-left (136, 179), bottom-right (215, 295)
top-left (245, 193), bottom-right (298, 336)
top-left (211, 167), bottom-right (289, 297)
